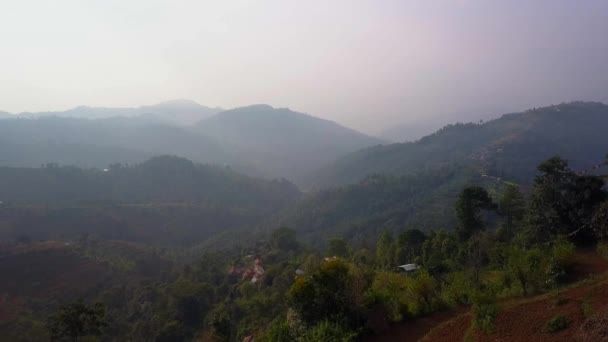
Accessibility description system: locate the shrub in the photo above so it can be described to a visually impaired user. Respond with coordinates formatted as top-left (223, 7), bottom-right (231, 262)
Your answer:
top-left (544, 315), bottom-right (570, 333)
top-left (260, 320), bottom-right (293, 342)
top-left (302, 320), bottom-right (358, 342)
top-left (472, 293), bottom-right (499, 334)
top-left (366, 272), bottom-right (409, 321)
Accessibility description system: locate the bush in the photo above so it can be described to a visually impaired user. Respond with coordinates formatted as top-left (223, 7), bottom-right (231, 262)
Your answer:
top-left (260, 320), bottom-right (293, 342)
top-left (365, 272), bottom-right (409, 321)
top-left (302, 320), bottom-right (358, 342)
top-left (544, 315), bottom-right (570, 333)
top-left (472, 293), bottom-right (499, 334)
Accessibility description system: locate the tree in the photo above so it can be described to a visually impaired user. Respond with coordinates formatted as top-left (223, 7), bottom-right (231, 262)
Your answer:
top-left (506, 247), bottom-right (546, 296)
top-left (527, 157), bottom-right (606, 244)
top-left (270, 227), bottom-right (298, 252)
top-left (396, 229), bottom-right (426, 264)
top-left (327, 238), bottom-right (349, 258)
top-left (376, 231), bottom-right (397, 270)
top-left (455, 186), bottom-right (495, 240)
top-left (47, 300), bottom-right (107, 341)
top-left (288, 259), bottom-right (361, 325)
top-left (499, 184), bottom-right (526, 239)
top-left (591, 202), bottom-right (608, 241)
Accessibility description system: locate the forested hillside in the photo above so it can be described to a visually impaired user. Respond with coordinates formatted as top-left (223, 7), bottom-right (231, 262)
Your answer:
top-left (310, 102), bottom-right (608, 188)
top-left (277, 164), bottom-right (482, 244)
top-left (197, 104), bottom-right (384, 180)
top-left (2, 156), bottom-right (608, 342)
top-left (0, 156), bottom-right (300, 246)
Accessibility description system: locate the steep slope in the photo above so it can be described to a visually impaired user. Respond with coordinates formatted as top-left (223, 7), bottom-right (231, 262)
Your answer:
top-left (197, 105), bottom-right (384, 181)
top-left (10, 99), bottom-right (221, 125)
top-left (310, 102), bottom-right (608, 188)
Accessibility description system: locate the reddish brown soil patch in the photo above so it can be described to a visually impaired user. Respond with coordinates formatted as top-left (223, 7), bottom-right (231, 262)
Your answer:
top-left (421, 313), bottom-right (471, 341)
top-left (424, 277), bottom-right (608, 341)
top-left (366, 308), bottom-right (467, 342)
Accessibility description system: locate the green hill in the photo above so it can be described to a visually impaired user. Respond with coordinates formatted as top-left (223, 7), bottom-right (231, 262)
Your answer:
top-left (309, 102), bottom-right (608, 188)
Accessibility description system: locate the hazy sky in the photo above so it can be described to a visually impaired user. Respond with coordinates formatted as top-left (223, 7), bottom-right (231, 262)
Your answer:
top-left (1, 0), bottom-right (607, 133)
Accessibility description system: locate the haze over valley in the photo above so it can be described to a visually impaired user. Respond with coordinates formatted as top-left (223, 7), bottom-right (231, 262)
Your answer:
top-left (2, 1), bottom-right (608, 341)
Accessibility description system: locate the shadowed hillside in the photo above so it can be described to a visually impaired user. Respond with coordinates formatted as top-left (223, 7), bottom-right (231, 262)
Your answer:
top-left (310, 102), bottom-right (608, 188)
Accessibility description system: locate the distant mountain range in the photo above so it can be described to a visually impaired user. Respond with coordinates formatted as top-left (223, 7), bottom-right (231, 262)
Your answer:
top-left (0, 101), bottom-right (383, 184)
top-left (308, 101), bottom-right (608, 188)
top-left (4, 99), bottom-right (221, 126)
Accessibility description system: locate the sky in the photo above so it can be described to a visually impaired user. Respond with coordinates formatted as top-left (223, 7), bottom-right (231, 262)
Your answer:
top-left (1, 0), bottom-right (607, 134)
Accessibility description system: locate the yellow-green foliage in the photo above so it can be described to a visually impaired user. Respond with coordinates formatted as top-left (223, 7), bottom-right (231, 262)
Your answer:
top-left (367, 272), bottom-right (409, 321)
top-left (441, 272), bottom-right (475, 306)
top-left (367, 270), bottom-right (439, 321)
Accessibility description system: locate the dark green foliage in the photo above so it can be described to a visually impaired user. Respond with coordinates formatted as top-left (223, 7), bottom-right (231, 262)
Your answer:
top-left (455, 186), bottom-right (495, 240)
top-left (396, 229), bottom-right (426, 264)
top-left (301, 320), bottom-right (358, 342)
top-left (261, 320), bottom-right (293, 342)
top-left (281, 165), bottom-right (477, 244)
top-left (47, 300), bottom-right (107, 341)
top-left (0, 157), bottom-right (300, 247)
top-left (544, 315), bottom-right (570, 333)
top-left (327, 238), bottom-right (349, 258)
top-left (271, 227), bottom-right (299, 252)
top-left (499, 184), bottom-right (526, 240)
top-left (288, 259), bottom-right (363, 326)
top-left (527, 157), bottom-right (605, 244)
top-left (0, 155), bottom-right (300, 208)
top-left (155, 321), bottom-right (189, 342)
top-left (592, 202), bottom-right (608, 241)
top-left (376, 231), bottom-right (397, 270)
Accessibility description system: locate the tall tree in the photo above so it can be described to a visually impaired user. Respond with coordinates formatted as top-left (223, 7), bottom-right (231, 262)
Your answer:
top-left (376, 231), bottom-right (397, 270)
top-left (499, 184), bottom-right (526, 240)
top-left (527, 156), bottom-right (605, 243)
top-left (455, 186), bottom-right (495, 241)
top-left (396, 229), bottom-right (426, 264)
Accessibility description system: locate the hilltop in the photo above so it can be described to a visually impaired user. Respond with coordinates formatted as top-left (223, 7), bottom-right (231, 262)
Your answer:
top-left (197, 104), bottom-right (384, 180)
top-left (310, 102), bottom-right (608, 188)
